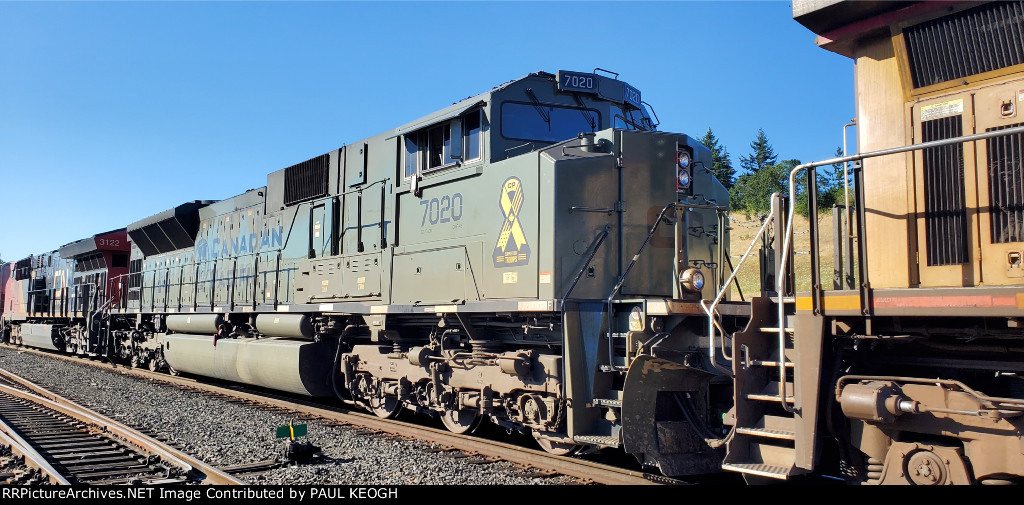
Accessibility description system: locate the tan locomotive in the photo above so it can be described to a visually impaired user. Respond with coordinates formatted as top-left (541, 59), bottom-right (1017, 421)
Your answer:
top-left (718, 1), bottom-right (1024, 484)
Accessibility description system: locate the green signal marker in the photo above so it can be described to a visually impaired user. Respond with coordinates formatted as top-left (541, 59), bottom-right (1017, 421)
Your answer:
top-left (275, 423), bottom-right (307, 440)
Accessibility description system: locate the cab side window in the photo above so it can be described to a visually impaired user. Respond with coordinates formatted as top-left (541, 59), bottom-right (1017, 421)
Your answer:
top-left (403, 109), bottom-right (482, 179)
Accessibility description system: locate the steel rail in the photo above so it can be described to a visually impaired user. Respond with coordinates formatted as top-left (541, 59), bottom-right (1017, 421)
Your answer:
top-left (189, 390), bottom-right (679, 485)
top-left (0, 344), bottom-right (678, 485)
top-left (0, 368), bottom-right (242, 485)
top-left (0, 418), bottom-right (72, 485)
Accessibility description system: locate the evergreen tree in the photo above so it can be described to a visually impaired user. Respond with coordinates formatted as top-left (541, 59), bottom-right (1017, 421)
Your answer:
top-left (698, 128), bottom-right (735, 189)
top-left (796, 147), bottom-right (847, 216)
top-left (827, 146), bottom-right (846, 192)
top-left (820, 146), bottom-right (846, 211)
top-left (739, 128), bottom-right (778, 174)
top-left (730, 159), bottom-right (792, 214)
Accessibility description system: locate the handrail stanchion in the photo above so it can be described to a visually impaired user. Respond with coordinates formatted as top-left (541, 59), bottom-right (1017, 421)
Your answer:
top-left (700, 195), bottom-right (779, 375)
top-left (774, 123), bottom-right (1024, 412)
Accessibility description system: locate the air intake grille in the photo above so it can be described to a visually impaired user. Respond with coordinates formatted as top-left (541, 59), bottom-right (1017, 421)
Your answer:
top-left (988, 123), bottom-right (1024, 243)
top-left (74, 253), bottom-right (107, 272)
top-left (922, 115), bottom-right (968, 266)
top-left (904, 1), bottom-right (1024, 88)
top-left (283, 153), bottom-right (330, 206)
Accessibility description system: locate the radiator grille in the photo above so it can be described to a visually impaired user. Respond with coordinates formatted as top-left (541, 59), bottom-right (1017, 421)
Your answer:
top-left (922, 115), bottom-right (968, 266)
top-left (283, 153), bottom-right (330, 206)
top-left (14, 258), bottom-right (31, 280)
top-left (988, 123), bottom-right (1024, 243)
top-left (904, 1), bottom-right (1024, 88)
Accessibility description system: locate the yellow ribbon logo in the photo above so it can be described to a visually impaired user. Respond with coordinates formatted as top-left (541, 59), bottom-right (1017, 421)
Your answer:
top-left (493, 177), bottom-right (530, 267)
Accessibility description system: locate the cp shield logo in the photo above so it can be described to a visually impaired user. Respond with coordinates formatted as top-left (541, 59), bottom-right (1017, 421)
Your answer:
top-left (492, 177), bottom-right (530, 268)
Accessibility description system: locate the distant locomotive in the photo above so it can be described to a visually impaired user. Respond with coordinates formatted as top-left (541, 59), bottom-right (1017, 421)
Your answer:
top-left (1, 230), bottom-right (129, 355)
top-left (2, 69), bottom-right (733, 475)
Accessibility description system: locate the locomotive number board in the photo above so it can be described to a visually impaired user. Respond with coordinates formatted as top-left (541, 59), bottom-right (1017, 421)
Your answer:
top-left (556, 70), bottom-right (643, 110)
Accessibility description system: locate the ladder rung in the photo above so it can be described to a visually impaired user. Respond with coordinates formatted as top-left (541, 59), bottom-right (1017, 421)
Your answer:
top-left (735, 426), bottom-right (796, 441)
top-left (759, 327), bottom-right (794, 333)
top-left (749, 360), bottom-right (795, 368)
top-left (745, 393), bottom-right (795, 403)
top-left (721, 463), bottom-right (790, 479)
top-left (573, 435), bottom-right (621, 448)
top-left (745, 382), bottom-right (795, 403)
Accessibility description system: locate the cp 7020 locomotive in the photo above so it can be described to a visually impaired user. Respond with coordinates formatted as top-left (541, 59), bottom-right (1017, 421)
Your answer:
top-left (2, 69), bottom-right (733, 476)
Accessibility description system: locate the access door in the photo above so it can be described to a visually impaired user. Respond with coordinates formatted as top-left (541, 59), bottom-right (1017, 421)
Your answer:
top-left (910, 92), bottom-right (981, 287)
top-left (975, 77), bottom-right (1024, 285)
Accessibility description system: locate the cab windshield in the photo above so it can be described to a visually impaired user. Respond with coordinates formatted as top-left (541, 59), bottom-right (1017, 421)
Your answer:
top-left (500, 102), bottom-right (601, 142)
top-left (611, 104), bottom-right (656, 131)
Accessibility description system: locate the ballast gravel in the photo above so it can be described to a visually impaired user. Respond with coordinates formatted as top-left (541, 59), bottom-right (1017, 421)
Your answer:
top-left (0, 347), bottom-right (577, 485)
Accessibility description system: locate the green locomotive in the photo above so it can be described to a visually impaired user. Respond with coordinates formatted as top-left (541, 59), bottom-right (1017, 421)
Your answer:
top-left (90, 69), bottom-right (733, 475)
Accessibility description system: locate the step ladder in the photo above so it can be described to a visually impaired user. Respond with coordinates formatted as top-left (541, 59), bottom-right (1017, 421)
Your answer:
top-left (573, 300), bottom-right (642, 448)
top-left (722, 296), bottom-right (803, 480)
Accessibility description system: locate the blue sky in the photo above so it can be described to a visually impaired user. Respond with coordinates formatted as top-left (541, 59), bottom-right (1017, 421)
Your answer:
top-left (0, 1), bottom-right (854, 261)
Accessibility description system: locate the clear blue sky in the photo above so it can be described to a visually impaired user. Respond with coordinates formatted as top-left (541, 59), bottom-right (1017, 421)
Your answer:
top-left (0, 1), bottom-right (854, 262)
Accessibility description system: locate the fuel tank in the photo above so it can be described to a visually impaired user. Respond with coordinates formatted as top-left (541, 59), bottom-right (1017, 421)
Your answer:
top-left (162, 334), bottom-right (335, 397)
top-left (19, 324), bottom-right (63, 352)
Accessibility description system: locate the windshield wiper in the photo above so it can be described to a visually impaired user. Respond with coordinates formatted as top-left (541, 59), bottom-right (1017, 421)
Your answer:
top-left (525, 89), bottom-right (551, 124)
top-left (572, 94), bottom-right (597, 130)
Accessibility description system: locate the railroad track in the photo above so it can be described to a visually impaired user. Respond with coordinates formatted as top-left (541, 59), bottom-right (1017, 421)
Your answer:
top-left (0, 367), bottom-right (242, 485)
top-left (0, 373), bottom-right (31, 393)
top-left (0, 344), bottom-right (682, 485)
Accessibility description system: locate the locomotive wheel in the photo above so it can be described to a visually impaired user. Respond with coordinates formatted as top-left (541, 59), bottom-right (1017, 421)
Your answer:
top-left (130, 354), bottom-right (143, 369)
top-left (148, 359), bottom-right (159, 372)
top-left (439, 408), bottom-right (482, 434)
top-left (368, 395), bottom-right (401, 419)
top-left (533, 433), bottom-right (580, 456)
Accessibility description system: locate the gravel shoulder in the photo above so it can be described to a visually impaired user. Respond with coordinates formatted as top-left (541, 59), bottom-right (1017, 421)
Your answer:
top-left (0, 347), bottom-right (575, 485)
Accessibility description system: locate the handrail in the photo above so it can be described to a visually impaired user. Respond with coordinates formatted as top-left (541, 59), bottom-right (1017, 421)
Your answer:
top-left (87, 273), bottom-right (128, 357)
top-left (700, 195), bottom-right (779, 375)
top-left (776, 123), bottom-right (1024, 412)
top-left (88, 293), bottom-right (116, 358)
top-left (606, 202), bottom-right (676, 368)
top-left (605, 201), bottom-right (728, 370)
top-left (109, 272), bottom-right (130, 311)
top-left (561, 227), bottom-right (610, 305)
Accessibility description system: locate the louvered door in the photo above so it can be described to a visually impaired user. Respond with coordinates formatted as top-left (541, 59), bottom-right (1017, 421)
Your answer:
top-left (911, 92), bottom-right (981, 287)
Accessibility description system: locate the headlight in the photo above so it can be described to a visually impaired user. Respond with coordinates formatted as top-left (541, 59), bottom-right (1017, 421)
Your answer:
top-left (677, 168), bottom-right (691, 188)
top-left (680, 268), bottom-right (704, 292)
top-left (677, 150), bottom-right (692, 189)
top-left (677, 151), bottom-right (691, 169)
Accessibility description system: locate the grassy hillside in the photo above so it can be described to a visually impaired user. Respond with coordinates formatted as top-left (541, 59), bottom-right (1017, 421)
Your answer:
top-left (724, 208), bottom-right (857, 300)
